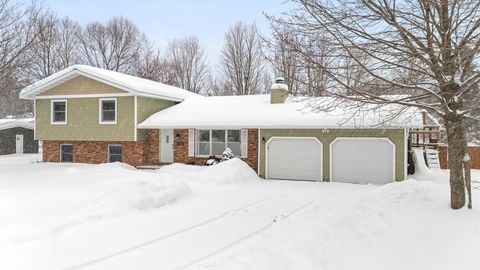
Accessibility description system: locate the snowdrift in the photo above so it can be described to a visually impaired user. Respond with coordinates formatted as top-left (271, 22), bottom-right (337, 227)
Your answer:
top-left (0, 162), bottom-right (191, 241)
top-left (0, 158), bottom-right (260, 242)
top-left (158, 158), bottom-right (261, 186)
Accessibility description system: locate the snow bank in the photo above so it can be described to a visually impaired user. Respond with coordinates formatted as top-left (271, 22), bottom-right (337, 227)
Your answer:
top-left (0, 153), bottom-right (41, 165)
top-left (157, 158), bottom-right (261, 186)
top-left (0, 163), bottom-right (190, 242)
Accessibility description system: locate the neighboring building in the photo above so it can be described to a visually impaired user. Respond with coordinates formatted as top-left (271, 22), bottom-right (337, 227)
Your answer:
top-left (0, 118), bottom-right (38, 155)
top-left (20, 65), bottom-right (423, 185)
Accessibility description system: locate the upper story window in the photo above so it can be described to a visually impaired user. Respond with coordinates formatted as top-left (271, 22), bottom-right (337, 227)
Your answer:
top-left (99, 98), bottom-right (117, 124)
top-left (195, 130), bottom-right (241, 156)
top-left (51, 100), bottom-right (67, 124)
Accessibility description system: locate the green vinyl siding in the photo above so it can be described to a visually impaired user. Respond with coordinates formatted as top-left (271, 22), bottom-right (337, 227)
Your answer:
top-left (258, 128), bottom-right (406, 181)
top-left (35, 97), bottom-right (135, 141)
top-left (136, 97), bottom-right (176, 140)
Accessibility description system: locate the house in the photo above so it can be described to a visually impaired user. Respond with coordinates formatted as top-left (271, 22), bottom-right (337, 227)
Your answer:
top-left (0, 118), bottom-right (38, 155)
top-left (20, 65), bottom-right (423, 184)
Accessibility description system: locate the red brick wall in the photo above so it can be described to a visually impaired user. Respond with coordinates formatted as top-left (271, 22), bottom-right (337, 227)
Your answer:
top-left (43, 140), bottom-right (145, 166)
top-left (144, 129), bottom-right (159, 165)
top-left (42, 128), bottom-right (259, 171)
top-left (173, 129), bottom-right (259, 172)
top-left (42, 129), bottom-right (160, 167)
top-left (438, 145), bottom-right (480, 169)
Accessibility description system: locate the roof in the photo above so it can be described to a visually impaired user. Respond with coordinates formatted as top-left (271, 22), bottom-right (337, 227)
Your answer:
top-left (138, 94), bottom-right (423, 129)
top-left (19, 65), bottom-right (198, 101)
top-left (0, 118), bottom-right (34, 131)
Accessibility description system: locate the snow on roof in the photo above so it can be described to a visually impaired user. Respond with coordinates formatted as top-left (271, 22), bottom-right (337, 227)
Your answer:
top-left (138, 95), bottom-right (423, 129)
top-left (0, 118), bottom-right (34, 131)
top-left (19, 65), bottom-right (198, 101)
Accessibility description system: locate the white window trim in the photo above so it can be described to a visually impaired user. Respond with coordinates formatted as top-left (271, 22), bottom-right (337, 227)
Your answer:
top-left (195, 129), bottom-right (241, 157)
top-left (60, 144), bottom-right (73, 163)
top-left (107, 144), bottom-right (122, 162)
top-left (99, 98), bottom-right (117, 125)
top-left (51, 99), bottom-right (67, 125)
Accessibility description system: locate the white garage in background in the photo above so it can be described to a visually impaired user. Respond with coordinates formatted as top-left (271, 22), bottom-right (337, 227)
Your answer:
top-left (266, 137), bottom-right (322, 181)
top-left (330, 137), bottom-right (395, 185)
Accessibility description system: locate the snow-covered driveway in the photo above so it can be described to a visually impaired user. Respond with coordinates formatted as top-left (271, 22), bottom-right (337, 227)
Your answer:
top-left (1, 154), bottom-right (479, 270)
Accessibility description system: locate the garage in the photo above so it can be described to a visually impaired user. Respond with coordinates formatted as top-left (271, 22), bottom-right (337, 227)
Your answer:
top-left (330, 137), bottom-right (395, 185)
top-left (266, 137), bottom-right (322, 181)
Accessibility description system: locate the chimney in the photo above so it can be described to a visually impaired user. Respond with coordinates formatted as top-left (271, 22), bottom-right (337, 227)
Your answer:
top-left (270, 77), bottom-right (289, 104)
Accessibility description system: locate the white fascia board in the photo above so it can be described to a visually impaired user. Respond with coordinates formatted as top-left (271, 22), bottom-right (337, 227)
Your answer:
top-left (136, 124), bottom-right (415, 130)
top-left (36, 93), bottom-right (133, 99)
top-left (19, 68), bottom-right (185, 102)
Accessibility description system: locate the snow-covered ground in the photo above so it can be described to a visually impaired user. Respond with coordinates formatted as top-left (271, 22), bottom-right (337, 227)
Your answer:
top-left (1, 154), bottom-right (479, 270)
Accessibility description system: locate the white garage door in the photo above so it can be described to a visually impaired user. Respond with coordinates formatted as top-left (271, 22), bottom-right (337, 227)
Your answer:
top-left (267, 137), bottom-right (322, 181)
top-left (331, 138), bottom-right (395, 185)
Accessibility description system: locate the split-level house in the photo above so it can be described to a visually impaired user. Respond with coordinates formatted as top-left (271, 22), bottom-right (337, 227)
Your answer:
top-left (20, 65), bottom-right (423, 185)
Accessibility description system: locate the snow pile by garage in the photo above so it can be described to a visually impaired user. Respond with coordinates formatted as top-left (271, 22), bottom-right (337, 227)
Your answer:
top-left (158, 158), bottom-right (261, 186)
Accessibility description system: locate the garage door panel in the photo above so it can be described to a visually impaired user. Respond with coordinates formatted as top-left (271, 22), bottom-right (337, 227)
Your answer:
top-left (331, 138), bottom-right (394, 185)
top-left (267, 137), bottom-right (322, 181)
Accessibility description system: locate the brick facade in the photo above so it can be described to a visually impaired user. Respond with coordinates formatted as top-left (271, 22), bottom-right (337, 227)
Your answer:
top-left (43, 140), bottom-right (146, 166)
top-left (42, 128), bottom-right (259, 173)
top-left (144, 129), bottom-right (160, 165)
top-left (42, 129), bottom-right (160, 167)
top-left (173, 129), bottom-right (259, 172)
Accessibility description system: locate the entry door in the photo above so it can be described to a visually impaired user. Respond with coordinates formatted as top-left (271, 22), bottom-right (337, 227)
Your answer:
top-left (16, 134), bottom-right (24, 154)
top-left (160, 129), bottom-right (174, 163)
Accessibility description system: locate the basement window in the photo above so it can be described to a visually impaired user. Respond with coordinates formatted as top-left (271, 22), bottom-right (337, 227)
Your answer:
top-left (60, 144), bottom-right (73, 162)
top-left (108, 145), bottom-right (122, 162)
top-left (99, 98), bottom-right (117, 124)
top-left (51, 100), bottom-right (67, 124)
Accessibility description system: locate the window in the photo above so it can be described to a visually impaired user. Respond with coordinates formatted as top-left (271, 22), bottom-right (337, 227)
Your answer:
top-left (195, 130), bottom-right (241, 156)
top-left (227, 130), bottom-right (241, 155)
top-left (108, 145), bottom-right (122, 162)
top-left (99, 98), bottom-right (117, 124)
top-left (60, 144), bottom-right (73, 162)
top-left (197, 130), bottom-right (210, 156)
top-left (51, 100), bottom-right (67, 124)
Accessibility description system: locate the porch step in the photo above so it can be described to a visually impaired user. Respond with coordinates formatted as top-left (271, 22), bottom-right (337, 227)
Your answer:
top-left (136, 165), bottom-right (162, 170)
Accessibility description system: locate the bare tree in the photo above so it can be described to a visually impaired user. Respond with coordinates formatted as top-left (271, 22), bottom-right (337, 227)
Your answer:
top-left (134, 41), bottom-right (176, 84)
top-left (218, 21), bottom-right (266, 95)
top-left (269, 0), bottom-right (480, 209)
top-left (267, 27), bottom-right (303, 95)
top-left (26, 13), bottom-right (82, 80)
top-left (166, 36), bottom-right (209, 94)
top-left (78, 16), bottom-right (143, 73)
top-left (57, 17), bottom-right (82, 68)
top-left (267, 26), bottom-right (334, 96)
top-left (0, 0), bottom-right (41, 117)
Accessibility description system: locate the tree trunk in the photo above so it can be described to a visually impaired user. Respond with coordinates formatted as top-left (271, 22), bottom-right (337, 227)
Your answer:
top-left (444, 114), bottom-right (468, 209)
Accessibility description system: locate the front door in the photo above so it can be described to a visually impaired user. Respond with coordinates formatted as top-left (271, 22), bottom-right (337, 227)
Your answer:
top-left (160, 129), bottom-right (174, 163)
top-left (16, 134), bottom-right (24, 154)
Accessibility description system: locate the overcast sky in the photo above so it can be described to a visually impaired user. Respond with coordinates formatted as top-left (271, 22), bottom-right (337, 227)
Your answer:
top-left (43, 0), bottom-right (294, 66)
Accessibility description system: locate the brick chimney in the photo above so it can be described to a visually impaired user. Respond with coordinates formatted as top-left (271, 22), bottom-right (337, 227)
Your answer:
top-left (270, 77), bottom-right (289, 104)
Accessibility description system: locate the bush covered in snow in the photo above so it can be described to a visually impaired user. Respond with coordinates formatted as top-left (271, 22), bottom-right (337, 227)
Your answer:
top-left (221, 148), bottom-right (235, 161)
top-left (204, 155), bottom-right (220, 166)
top-left (204, 148), bottom-right (235, 166)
